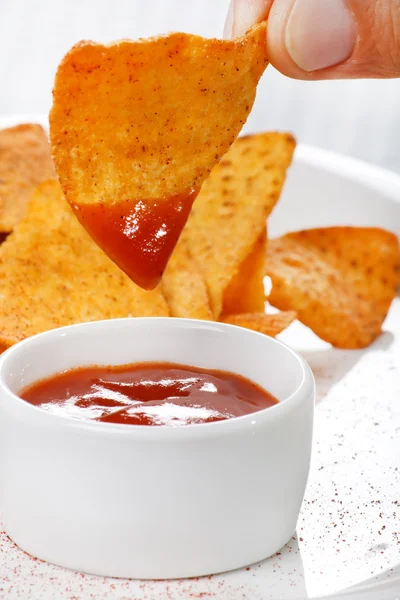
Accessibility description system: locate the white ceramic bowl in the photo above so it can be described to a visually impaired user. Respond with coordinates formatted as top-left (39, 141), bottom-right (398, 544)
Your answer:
top-left (0, 318), bottom-right (314, 579)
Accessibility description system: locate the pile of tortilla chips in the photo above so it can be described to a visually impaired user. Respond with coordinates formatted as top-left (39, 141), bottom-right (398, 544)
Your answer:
top-left (0, 121), bottom-right (398, 352)
top-left (0, 128), bottom-right (297, 351)
top-left (0, 28), bottom-right (398, 351)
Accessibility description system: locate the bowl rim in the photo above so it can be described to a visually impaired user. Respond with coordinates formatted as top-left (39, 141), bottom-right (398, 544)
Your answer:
top-left (0, 317), bottom-right (315, 439)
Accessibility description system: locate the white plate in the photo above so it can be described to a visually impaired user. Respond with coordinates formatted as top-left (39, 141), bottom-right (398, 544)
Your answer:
top-left (0, 116), bottom-right (399, 600)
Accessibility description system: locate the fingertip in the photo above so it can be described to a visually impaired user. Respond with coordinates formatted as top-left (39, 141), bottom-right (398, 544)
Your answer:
top-left (224, 0), bottom-right (273, 39)
top-left (266, 0), bottom-right (307, 79)
top-left (285, 0), bottom-right (356, 72)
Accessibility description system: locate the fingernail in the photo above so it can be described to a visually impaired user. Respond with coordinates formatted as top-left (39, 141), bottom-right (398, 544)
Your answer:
top-left (223, 0), bottom-right (235, 38)
top-left (224, 0), bottom-right (268, 39)
top-left (286, 0), bottom-right (356, 72)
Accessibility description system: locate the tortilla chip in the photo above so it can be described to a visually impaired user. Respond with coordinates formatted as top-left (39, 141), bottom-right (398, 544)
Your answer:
top-left (0, 124), bottom-right (55, 232)
top-left (0, 180), bottom-right (168, 349)
top-left (223, 311), bottom-right (296, 337)
top-left (267, 227), bottom-right (400, 349)
top-left (222, 231), bottom-right (267, 317)
top-left (50, 23), bottom-right (268, 290)
top-left (186, 132), bottom-right (296, 318)
top-left (162, 235), bottom-right (213, 320)
top-left (163, 230), bottom-right (266, 322)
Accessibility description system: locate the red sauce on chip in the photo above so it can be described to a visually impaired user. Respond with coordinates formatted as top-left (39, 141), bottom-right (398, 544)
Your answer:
top-left (20, 362), bottom-right (278, 427)
top-left (71, 189), bottom-right (198, 290)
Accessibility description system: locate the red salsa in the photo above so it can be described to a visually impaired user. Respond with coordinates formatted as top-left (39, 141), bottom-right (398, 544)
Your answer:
top-left (71, 189), bottom-right (198, 291)
top-left (20, 362), bottom-right (278, 427)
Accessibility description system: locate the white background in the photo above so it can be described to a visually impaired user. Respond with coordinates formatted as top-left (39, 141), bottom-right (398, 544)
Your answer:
top-left (1, 0), bottom-right (400, 173)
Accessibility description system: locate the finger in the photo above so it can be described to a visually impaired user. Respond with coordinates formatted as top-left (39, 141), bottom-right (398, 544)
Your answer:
top-left (223, 0), bottom-right (274, 38)
top-left (225, 0), bottom-right (400, 80)
top-left (267, 0), bottom-right (400, 80)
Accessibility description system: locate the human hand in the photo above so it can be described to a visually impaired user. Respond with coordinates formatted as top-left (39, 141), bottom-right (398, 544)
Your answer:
top-left (224, 0), bottom-right (400, 79)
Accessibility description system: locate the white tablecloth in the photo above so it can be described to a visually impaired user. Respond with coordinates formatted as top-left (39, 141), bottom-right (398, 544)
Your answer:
top-left (1, 0), bottom-right (399, 173)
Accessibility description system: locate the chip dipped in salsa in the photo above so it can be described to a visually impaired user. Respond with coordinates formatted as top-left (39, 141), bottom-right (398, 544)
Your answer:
top-left (49, 24), bottom-right (268, 289)
top-left (71, 189), bottom-right (199, 290)
top-left (20, 362), bottom-right (278, 426)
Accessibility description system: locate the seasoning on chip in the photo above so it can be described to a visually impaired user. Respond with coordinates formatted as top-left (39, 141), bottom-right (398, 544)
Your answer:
top-left (0, 180), bottom-right (168, 351)
top-left (50, 24), bottom-right (268, 290)
top-left (186, 132), bottom-right (296, 319)
top-left (0, 124), bottom-right (55, 233)
top-left (267, 227), bottom-right (400, 348)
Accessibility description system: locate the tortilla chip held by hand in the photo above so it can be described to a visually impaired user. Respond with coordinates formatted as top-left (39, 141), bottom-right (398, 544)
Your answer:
top-left (50, 24), bottom-right (268, 290)
top-left (267, 227), bottom-right (400, 349)
top-left (0, 124), bottom-right (55, 233)
top-left (0, 180), bottom-right (168, 351)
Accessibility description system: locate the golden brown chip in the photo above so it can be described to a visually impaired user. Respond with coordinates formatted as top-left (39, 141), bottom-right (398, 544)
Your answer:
top-left (161, 235), bottom-right (213, 320)
top-left (223, 311), bottom-right (296, 337)
top-left (186, 132), bottom-right (296, 318)
top-left (0, 180), bottom-right (168, 349)
top-left (0, 124), bottom-right (55, 232)
top-left (50, 24), bottom-right (268, 290)
top-left (222, 231), bottom-right (267, 317)
top-left (267, 227), bottom-right (400, 349)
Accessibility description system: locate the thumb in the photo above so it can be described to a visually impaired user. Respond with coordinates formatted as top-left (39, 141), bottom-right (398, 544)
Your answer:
top-left (224, 0), bottom-right (400, 80)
